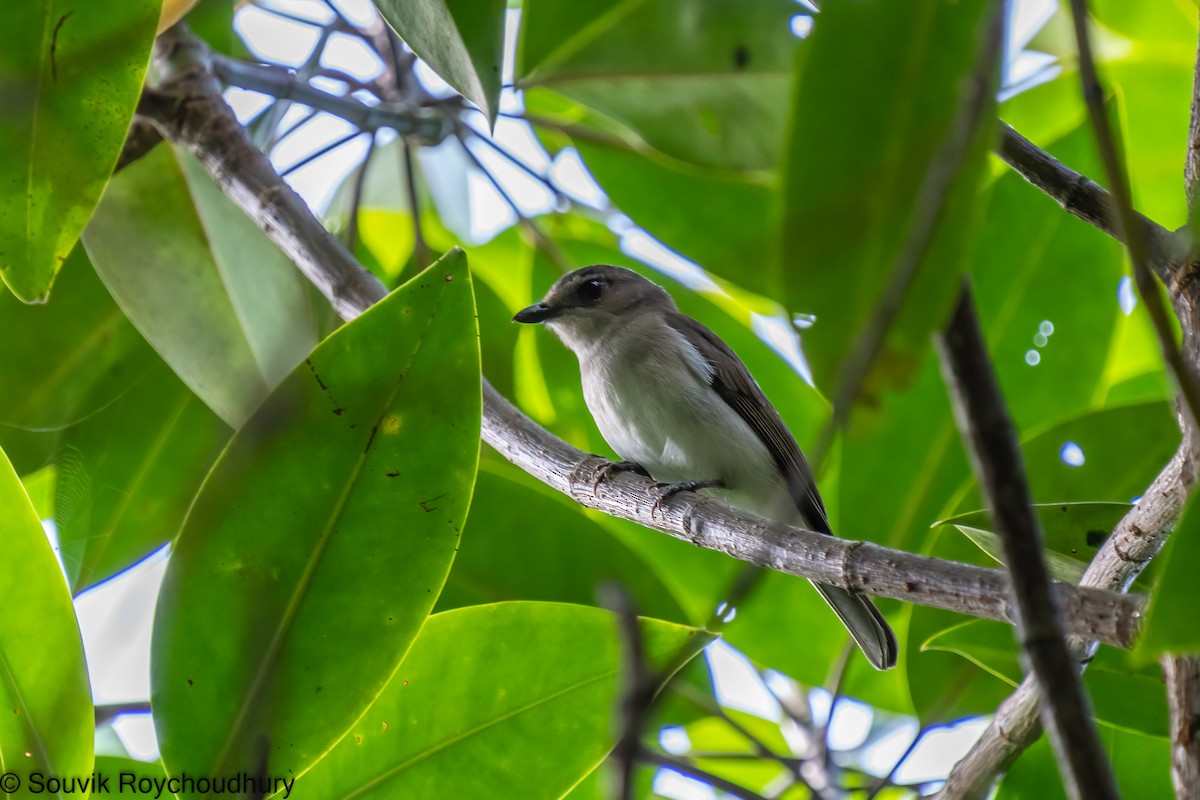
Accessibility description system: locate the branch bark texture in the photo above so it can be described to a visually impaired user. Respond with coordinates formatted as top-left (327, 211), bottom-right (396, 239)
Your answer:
top-left (1164, 654), bottom-right (1200, 799)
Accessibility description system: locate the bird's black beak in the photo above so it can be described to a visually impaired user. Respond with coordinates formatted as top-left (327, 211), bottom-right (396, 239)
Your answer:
top-left (513, 302), bottom-right (559, 323)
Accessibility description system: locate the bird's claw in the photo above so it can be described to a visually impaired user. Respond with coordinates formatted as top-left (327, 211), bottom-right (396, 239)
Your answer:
top-left (648, 479), bottom-right (724, 517)
top-left (590, 459), bottom-right (651, 496)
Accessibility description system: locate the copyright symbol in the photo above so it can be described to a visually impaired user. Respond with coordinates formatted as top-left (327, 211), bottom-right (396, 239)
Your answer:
top-left (0, 773), bottom-right (20, 793)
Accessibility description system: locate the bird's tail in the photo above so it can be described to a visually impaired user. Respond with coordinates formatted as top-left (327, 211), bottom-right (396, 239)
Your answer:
top-left (811, 582), bottom-right (897, 670)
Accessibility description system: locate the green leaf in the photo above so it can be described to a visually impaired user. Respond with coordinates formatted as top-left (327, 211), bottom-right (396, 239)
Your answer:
top-left (83, 144), bottom-right (319, 428)
top-left (376, 0), bottom-right (506, 124)
top-left (970, 121), bottom-right (1126, 432)
top-left (518, 0), bottom-right (800, 170)
top-left (152, 252), bottom-right (481, 782)
top-left (1138, 495), bottom-right (1200, 658)
top-left (997, 725), bottom-right (1171, 799)
top-left (0, 247), bottom-right (158, 474)
top-left (0, 448), bottom-right (92, 786)
top-left (293, 602), bottom-right (711, 799)
top-left (0, 0), bottom-right (159, 301)
top-left (568, 139), bottom-right (777, 290)
top-left (923, 619), bottom-right (1167, 737)
top-left (1019, 401), bottom-right (1177, 505)
top-left (779, 0), bottom-right (995, 396)
top-left (56, 361), bottom-right (230, 594)
top-left (438, 464), bottom-right (690, 622)
top-left (935, 502), bottom-right (1132, 584)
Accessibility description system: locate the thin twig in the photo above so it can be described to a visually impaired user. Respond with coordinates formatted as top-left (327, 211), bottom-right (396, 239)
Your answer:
top-left (210, 53), bottom-right (447, 142)
top-left (812, 1), bottom-right (1005, 468)
top-left (278, 130), bottom-right (364, 177)
top-left (601, 584), bottom-right (651, 800)
top-left (1069, 0), bottom-right (1200, 433)
top-left (1163, 654), bottom-right (1200, 799)
top-left (95, 701), bottom-right (152, 727)
top-left (343, 133), bottom-right (376, 252)
top-left (864, 726), bottom-right (931, 800)
top-left (936, 284), bottom-right (1119, 800)
top-left (402, 139), bottom-right (430, 270)
top-left (640, 748), bottom-right (773, 800)
top-left (670, 682), bottom-right (834, 800)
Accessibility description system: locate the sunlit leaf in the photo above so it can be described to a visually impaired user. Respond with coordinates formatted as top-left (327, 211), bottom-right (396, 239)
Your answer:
top-left (376, 0), bottom-right (506, 123)
top-left (152, 252), bottom-right (480, 783)
top-left (0, 449), bottom-right (92, 787)
top-left (0, 0), bottom-right (158, 301)
top-left (779, 0), bottom-right (995, 397)
top-left (293, 602), bottom-right (711, 798)
top-left (84, 144), bottom-right (319, 428)
top-left (519, 0), bottom-right (800, 170)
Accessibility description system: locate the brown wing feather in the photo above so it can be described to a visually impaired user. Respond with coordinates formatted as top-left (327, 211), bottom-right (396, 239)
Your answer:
top-left (665, 313), bottom-right (832, 535)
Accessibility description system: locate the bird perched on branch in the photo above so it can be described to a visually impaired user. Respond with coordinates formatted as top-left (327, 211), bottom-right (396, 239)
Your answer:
top-left (515, 264), bottom-right (897, 670)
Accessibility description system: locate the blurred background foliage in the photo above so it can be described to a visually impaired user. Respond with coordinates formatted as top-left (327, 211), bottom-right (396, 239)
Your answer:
top-left (2, 0), bottom-right (1198, 797)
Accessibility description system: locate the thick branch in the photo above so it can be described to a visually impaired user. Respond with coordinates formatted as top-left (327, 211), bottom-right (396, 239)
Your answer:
top-left (936, 439), bottom-right (1194, 799)
top-left (937, 286), bottom-right (1119, 800)
top-left (1164, 654), bottom-right (1200, 799)
top-left (996, 122), bottom-right (1181, 281)
top-left (146, 25), bottom-right (1149, 651)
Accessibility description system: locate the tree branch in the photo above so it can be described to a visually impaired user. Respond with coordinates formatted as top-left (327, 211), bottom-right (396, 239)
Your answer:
top-left (936, 285), bottom-right (1119, 799)
top-left (208, 51), bottom-right (448, 144)
top-left (144, 24), bottom-right (1150, 655)
top-left (995, 122), bottom-right (1181, 280)
top-left (1164, 654), bottom-right (1200, 799)
top-left (640, 748), bottom-right (772, 800)
top-left (936, 438), bottom-right (1196, 799)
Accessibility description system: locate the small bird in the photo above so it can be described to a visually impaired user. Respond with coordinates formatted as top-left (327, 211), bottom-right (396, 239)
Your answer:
top-left (514, 265), bottom-right (897, 670)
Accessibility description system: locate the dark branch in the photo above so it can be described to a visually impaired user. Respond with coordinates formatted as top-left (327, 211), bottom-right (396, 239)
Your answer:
top-left (640, 748), bottom-right (773, 800)
top-left (936, 285), bottom-right (1119, 800)
top-left (1068, 0), bottom-right (1200, 434)
top-left (995, 122), bottom-right (1181, 280)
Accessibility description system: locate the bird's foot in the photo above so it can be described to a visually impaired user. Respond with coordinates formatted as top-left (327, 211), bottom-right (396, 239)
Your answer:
top-left (591, 459), bottom-right (651, 496)
top-left (648, 479), bottom-right (724, 516)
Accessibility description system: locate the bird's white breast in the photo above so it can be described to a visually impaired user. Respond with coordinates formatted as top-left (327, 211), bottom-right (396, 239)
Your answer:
top-left (570, 318), bottom-right (792, 520)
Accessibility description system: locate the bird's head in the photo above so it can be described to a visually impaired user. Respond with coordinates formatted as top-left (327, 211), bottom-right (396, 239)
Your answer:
top-left (513, 265), bottom-right (675, 352)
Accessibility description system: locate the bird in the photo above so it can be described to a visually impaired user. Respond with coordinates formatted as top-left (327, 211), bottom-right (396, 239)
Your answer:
top-left (514, 264), bottom-right (897, 670)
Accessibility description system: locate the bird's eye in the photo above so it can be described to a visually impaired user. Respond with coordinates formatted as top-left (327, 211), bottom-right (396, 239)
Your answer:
top-left (578, 278), bottom-right (604, 306)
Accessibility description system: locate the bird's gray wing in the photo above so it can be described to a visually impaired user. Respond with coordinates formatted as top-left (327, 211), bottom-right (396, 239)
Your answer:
top-left (665, 312), bottom-right (833, 535)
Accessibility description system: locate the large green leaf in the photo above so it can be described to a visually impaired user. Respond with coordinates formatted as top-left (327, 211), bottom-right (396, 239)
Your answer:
top-left (969, 122), bottom-right (1126, 432)
top-left (935, 502), bottom-right (1133, 584)
top-left (56, 361), bottom-right (230, 594)
top-left (438, 464), bottom-right (689, 622)
top-left (1137, 496), bottom-right (1200, 658)
top-left (0, 0), bottom-right (159, 301)
top-left (997, 725), bottom-right (1171, 799)
top-left (518, 0), bottom-right (800, 170)
top-left (83, 144), bottom-right (319, 428)
top-left (923, 619), bottom-right (1168, 737)
top-left (0, 449), bottom-right (92, 787)
top-left (376, 0), bottom-right (506, 124)
top-left (293, 602), bottom-right (711, 799)
top-left (0, 247), bottom-right (156, 474)
top-left (569, 140), bottom-right (777, 293)
top-left (779, 0), bottom-right (994, 397)
top-left (152, 253), bottom-right (481, 783)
